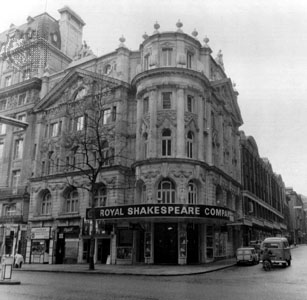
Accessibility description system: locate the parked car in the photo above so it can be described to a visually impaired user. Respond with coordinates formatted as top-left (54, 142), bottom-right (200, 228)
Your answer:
top-left (236, 247), bottom-right (259, 265)
top-left (260, 237), bottom-right (291, 267)
top-left (14, 253), bottom-right (24, 268)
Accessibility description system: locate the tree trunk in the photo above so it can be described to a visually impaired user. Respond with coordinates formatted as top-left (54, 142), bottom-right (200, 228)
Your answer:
top-left (89, 190), bottom-right (96, 270)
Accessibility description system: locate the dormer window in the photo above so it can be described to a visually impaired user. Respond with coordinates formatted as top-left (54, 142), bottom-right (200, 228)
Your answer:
top-left (162, 48), bottom-right (172, 66)
top-left (74, 88), bottom-right (87, 100)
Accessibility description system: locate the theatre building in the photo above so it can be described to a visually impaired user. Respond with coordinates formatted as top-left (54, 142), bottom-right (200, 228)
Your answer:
top-left (85, 21), bottom-right (244, 265)
top-left (0, 6), bottom-right (244, 265)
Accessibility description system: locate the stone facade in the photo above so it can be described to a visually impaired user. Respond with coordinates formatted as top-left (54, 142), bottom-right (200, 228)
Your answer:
top-left (1, 7), bottom-right (297, 266)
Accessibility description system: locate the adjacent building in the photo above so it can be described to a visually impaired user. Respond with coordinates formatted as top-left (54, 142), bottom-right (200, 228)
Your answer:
top-left (286, 188), bottom-right (307, 245)
top-left (239, 132), bottom-right (288, 245)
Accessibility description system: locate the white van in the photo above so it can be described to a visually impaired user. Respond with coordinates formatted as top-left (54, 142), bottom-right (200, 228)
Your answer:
top-left (260, 237), bottom-right (291, 267)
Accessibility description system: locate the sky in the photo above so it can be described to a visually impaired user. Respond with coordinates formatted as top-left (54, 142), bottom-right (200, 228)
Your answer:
top-left (1, 0), bottom-right (307, 195)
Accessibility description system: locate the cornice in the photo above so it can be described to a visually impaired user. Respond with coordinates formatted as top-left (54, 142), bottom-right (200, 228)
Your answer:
top-left (131, 67), bottom-right (211, 89)
top-left (0, 77), bottom-right (42, 98)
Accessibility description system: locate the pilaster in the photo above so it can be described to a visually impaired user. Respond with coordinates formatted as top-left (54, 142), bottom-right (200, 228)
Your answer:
top-left (176, 88), bottom-right (185, 158)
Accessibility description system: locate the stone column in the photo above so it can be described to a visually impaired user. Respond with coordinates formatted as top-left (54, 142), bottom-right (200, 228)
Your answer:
top-left (206, 101), bottom-right (213, 165)
top-left (198, 95), bottom-right (204, 161)
top-left (218, 113), bottom-right (224, 167)
top-left (149, 88), bottom-right (157, 158)
top-left (136, 96), bottom-right (143, 160)
top-left (176, 88), bottom-right (185, 158)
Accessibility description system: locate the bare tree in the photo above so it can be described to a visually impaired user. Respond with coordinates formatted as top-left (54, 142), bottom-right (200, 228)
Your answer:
top-left (48, 78), bottom-right (134, 270)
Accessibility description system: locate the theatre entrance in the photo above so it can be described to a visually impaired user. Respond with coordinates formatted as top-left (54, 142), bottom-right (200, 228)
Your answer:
top-left (97, 239), bottom-right (110, 264)
top-left (154, 223), bottom-right (178, 264)
top-left (187, 223), bottom-right (199, 264)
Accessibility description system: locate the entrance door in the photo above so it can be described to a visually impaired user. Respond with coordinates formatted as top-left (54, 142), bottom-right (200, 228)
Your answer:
top-left (135, 230), bottom-right (145, 263)
top-left (97, 239), bottom-right (110, 264)
top-left (154, 223), bottom-right (178, 264)
top-left (56, 234), bottom-right (65, 264)
top-left (187, 223), bottom-right (199, 264)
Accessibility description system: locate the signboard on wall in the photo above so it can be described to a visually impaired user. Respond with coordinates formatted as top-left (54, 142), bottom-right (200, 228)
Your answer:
top-left (31, 227), bottom-right (50, 239)
top-left (86, 204), bottom-right (233, 221)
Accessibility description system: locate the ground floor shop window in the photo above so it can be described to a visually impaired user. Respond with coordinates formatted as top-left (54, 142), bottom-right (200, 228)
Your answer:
top-left (31, 240), bottom-right (49, 263)
top-left (64, 239), bottom-right (79, 264)
top-left (206, 226), bottom-right (214, 259)
top-left (215, 230), bottom-right (227, 257)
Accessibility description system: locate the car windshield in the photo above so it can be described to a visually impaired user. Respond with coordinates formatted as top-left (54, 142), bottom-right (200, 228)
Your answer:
top-left (262, 242), bottom-right (280, 248)
top-left (237, 249), bottom-right (251, 254)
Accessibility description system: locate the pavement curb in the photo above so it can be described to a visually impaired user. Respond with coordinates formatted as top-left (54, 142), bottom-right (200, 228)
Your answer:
top-left (14, 262), bottom-right (237, 276)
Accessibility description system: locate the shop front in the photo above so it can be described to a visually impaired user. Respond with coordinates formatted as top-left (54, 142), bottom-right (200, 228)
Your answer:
top-left (29, 227), bottom-right (52, 264)
top-left (56, 226), bottom-right (80, 264)
top-left (86, 204), bottom-right (235, 265)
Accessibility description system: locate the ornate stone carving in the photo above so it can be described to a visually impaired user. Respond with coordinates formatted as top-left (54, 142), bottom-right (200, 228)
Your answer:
top-left (73, 41), bottom-right (93, 61)
top-left (156, 111), bottom-right (177, 128)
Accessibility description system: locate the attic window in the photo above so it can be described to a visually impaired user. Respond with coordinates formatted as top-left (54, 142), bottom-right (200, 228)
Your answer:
top-left (104, 64), bottom-right (112, 75)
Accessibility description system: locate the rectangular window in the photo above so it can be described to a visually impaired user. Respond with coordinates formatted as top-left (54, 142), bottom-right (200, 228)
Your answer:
top-left (187, 52), bottom-right (193, 69)
top-left (22, 69), bottom-right (30, 80)
top-left (112, 106), bottom-right (117, 122)
top-left (144, 54), bottom-right (149, 71)
top-left (0, 124), bottom-right (6, 135)
top-left (50, 122), bottom-right (59, 137)
top-left (143, 97), bottom-right (149, 114)
top-left (102, 108), bottom-right (111, 124)
top-left (0, 139), bottom-right (4, 159)
top-left (187, 95), bottom-right (194, 112)
top-left (18, 93), bottom-right (27, 106)
top-left (14, 139), bottom-right (23, 159)
top-left (5, 76), bottom-right (11, 87)
top-left (162, 92), bottom-right (172, 109)
top-left (76, 116), bottom-right (84, 131)
top-left (0, 99), bottom-right (7, 110)
top-left (41, 161), bottom-right (45, 176)
top-left (162, 48), bottom-right (172, 66)
top-left (32, 144), bottom-right (37, 160)
top-left (162, 139), bottom-right (171, 156)
top-left (15, 114), bottom-right (27, 131)
top-left (58, 120), bottom-right (62, 135)
top-left (12, 170), bottom-right (20, 193)
top-left (4, 204), bottom-right (17, 216)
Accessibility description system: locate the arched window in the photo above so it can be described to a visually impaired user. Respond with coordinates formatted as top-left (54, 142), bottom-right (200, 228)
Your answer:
top-left (188, 181), bottom-right (197, 204)
top-left (187, 131), bottom-right (194, 158)
top-left (41, 190), bottom-right (52, 215)
top-left (94, 185), bottom-right (107, 207)
top-left (216, 186), bottom-right (223, 207)
top-left (141, 183), bottom-right (147, 203)
top-left (162, 129), bottom-right (172, 157)
top-left (143, 133), bottom-right (148, 159)
top-left (157, 178), bottom-right (175, 204)
top-left (65, 189), bottom-right (78, 213)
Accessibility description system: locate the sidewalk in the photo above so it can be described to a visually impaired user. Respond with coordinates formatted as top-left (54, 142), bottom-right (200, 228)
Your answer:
top-left (15, 258), bottom-right (237, 276)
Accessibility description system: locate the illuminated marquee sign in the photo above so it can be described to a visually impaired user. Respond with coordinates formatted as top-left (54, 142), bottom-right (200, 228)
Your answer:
top-left (86, 204), bottom-right (232, 221)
